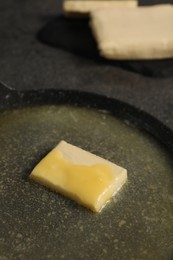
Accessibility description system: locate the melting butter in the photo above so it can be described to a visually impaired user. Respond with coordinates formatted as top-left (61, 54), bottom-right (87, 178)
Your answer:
top-left (30, 141), bottom-right (127, 212)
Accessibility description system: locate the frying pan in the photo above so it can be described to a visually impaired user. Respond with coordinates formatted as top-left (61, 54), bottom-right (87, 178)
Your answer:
top-left (0, 83), bottom-right (173, 260)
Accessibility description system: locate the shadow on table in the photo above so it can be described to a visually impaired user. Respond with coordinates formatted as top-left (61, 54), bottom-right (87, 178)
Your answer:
top-left (37, 15), bottom-right (173, 78)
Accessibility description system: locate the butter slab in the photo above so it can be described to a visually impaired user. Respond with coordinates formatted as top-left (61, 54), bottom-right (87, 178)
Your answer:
top-left (30, 141), bottom-right (127, 212)
top-left (90, 5), bottom-right (173, 59)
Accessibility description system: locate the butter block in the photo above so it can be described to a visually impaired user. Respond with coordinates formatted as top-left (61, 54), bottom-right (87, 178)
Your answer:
top-left (90, 5), bottom-right (173, 59)
top-left (63, 0), bottom-right (137, 16)
top-left (30, 141), bottom-right (127, 212)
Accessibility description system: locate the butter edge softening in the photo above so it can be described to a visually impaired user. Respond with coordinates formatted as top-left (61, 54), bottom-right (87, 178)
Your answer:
top-left (30, 140), bottom-right (127, 212)
top-left (56, 141), bottom-right (127, 212)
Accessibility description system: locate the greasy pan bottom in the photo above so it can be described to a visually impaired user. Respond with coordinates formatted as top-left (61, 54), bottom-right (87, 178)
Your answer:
top-left (0, 88), bottom-right (173, 260)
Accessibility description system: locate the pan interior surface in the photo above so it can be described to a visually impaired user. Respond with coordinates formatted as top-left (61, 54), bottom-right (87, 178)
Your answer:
top-left (0, 105), bottom-right (173, 260)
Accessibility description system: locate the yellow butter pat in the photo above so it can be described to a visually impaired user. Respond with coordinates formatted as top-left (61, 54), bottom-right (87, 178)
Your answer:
top-left (30, 141), bottom-right (127, 212)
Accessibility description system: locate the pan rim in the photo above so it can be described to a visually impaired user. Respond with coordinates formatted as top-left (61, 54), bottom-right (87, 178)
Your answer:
top-left (1, 88), bottom-right (173, 154)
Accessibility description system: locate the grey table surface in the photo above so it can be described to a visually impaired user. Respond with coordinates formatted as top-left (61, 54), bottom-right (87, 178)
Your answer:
top-left (0, 0), bottom-right (173, 130)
